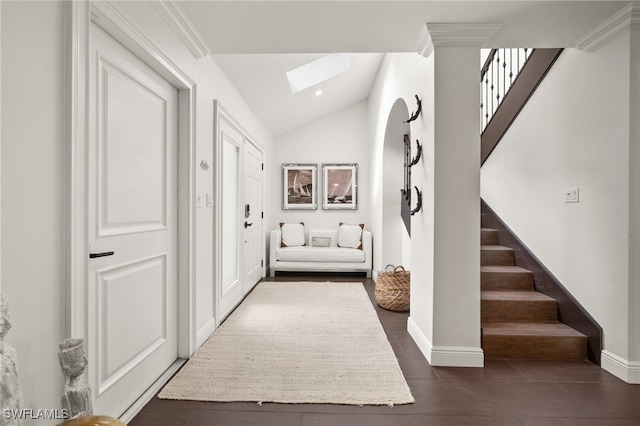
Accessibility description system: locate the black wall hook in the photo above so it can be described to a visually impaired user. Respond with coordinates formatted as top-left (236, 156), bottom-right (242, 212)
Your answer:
top-left (410, 186), bottom-right (422, 215)
top-left (405, 95), bottom-right (422, 123)
top-left (408, 140), bottom-right (422, 167)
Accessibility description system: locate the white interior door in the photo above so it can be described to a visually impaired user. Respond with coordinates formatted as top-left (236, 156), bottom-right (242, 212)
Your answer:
top-left (243, 140), bottom-right (264, 294)
top-left (88, 24), bottom-right (178, 417)
top-left (218, 117), bottom-right (244, 320)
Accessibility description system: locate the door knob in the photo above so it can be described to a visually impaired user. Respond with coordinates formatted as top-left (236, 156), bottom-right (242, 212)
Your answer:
top-left (244, 222), bottom-right (253, 228)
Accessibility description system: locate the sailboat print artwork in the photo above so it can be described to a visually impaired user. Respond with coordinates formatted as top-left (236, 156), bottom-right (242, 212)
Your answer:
top-left (323, 164), bottom-right (357, 210)
top-left (282, 164), bottom-right (317, 209)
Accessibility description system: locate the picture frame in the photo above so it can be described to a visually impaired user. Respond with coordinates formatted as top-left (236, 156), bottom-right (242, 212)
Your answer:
top-left (282, 163), bottom-right (317, 209)
top-left (322, 163), bottom-right (358, 210)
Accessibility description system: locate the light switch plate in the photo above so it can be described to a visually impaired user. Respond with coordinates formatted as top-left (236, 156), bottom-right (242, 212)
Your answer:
top-left (565, 187), bottom-right (579, 203)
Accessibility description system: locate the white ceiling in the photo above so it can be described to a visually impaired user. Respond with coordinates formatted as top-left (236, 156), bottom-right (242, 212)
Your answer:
top-left (212, 52), bottom-right (384, 136)
top-left (178, 1), bottom-right (629, 136)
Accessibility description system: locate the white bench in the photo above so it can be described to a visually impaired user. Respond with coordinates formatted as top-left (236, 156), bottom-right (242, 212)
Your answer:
top-left (269, 228), bottom-right (372, 278)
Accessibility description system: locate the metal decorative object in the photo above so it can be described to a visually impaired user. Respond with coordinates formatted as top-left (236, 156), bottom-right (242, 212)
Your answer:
top-left (404, 95), bottom-right (422, 123)
top-left (410, 186), bottom-right (422, 216)
top-left (58, 338), bottom-right (92, 419)
top-left (1, 292), bottom-right (23, 426)
top-left (408, 140), bottom-right (422, 167)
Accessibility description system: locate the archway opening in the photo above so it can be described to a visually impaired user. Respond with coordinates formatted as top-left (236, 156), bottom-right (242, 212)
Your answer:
top-left (381, 98), bottom-right (411, 270)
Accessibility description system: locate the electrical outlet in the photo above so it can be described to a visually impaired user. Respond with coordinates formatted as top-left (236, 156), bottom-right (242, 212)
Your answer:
top-left (564, 187), bottom-right (579, 203)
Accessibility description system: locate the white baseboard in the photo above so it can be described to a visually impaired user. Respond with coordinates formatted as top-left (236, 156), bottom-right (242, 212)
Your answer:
top-left (430, 346), bottom-right (484, 367)
top-left (407, 316), bottom-right (433, 361)
top-left (601, 350), bottom-right (640, 384)
top-left (407, 316), bottom-right (484, 367)
top-left (119, 359), bottom-right (185, 424)
top-left (372, 269), bottom-right (379, 283)
top-left (196, 317), bottom-right (217, 348)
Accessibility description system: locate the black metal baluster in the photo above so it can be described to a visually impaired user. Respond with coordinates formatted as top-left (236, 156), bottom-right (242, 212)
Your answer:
top-left (495, 51), bottom-right (501, 106)
top-left (490, 61), bottom-right (496, 117)
top-left (484, 74), bottom-right (489, 127)
top-left (481, 47), bottom-right (534, 132)
top-left (509, 49), bottom-right (514, 86)
top-left (502, 48), bottom-right (507, 101)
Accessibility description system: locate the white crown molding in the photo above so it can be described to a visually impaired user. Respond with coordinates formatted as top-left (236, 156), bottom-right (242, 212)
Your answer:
top-left (149, 0), bottom-right (211, 59)
top-left (428, 23), bottom-right (502, 47)
top-left (416, 23), bottom-right (501, 57)
top-left (415, 25), bottom-right (434, 58)
top-left (574, 2), bottom-right (640, 52)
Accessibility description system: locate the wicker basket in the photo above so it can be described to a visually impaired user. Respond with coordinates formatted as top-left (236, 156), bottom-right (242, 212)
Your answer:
top-left (375, 265), bottom-right (410, 311)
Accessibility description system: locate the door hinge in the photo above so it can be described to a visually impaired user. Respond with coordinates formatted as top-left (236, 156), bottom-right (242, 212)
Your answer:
top-left (261, 260), bottom-right (264, 267)
top-left (261, 163), bottom-right (264, 170)
top-left (261, 211), bottom-right (264, 219)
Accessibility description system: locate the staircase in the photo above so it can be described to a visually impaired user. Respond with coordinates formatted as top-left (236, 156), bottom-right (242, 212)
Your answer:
top-left (480, 216), bottom-right (588, 360)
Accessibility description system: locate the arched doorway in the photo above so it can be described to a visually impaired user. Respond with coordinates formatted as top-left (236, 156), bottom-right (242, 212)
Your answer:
top-left (381, 99), bottom-right (411, 270)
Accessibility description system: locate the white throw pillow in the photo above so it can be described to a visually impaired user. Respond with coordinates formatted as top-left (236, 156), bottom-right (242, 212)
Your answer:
top-left (338, 223), bottom-right (364, 249)
top-left (280, 222), bottom-right (305, 247)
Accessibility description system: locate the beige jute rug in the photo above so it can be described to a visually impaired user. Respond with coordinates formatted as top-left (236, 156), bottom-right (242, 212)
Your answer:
top-left (158, 281), bottom-right (414, 406)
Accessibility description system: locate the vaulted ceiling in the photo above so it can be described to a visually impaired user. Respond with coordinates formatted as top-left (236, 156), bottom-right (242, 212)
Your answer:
top-left (177, 1), bottom-right (630, 136)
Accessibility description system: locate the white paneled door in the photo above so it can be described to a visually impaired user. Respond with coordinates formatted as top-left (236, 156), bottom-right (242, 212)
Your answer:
top-left (218, 117), bottom-right (244, 320)
top-left (242, 140), bottom-right (264, 294)
top-left (88, 25), bottom-right (178, 417)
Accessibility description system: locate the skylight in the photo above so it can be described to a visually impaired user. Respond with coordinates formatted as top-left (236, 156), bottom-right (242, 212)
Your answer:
top-left (286, 53), bottom-right (352, 94)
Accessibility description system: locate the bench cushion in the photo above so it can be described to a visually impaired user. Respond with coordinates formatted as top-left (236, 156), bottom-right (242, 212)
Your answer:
top-left (276, 246), bottom-right (365, 263)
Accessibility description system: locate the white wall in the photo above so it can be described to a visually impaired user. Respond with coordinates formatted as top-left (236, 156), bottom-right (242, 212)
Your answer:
top-left (629, 25), bottom-right (640, 376)
top-left (269, 101), bottom-right (369, 233)
top-left (1, 2), bottom-right (273, 423)
top-left (481, 33), bottom-right (638, 379)
top-left (1, 2), bottom-right (67, 419)
top-left (368, 52), bottom-right (437, 353)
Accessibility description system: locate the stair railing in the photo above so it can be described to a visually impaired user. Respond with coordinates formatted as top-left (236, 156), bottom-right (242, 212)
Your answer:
top-left (481, 48), bottom-right (531, 131)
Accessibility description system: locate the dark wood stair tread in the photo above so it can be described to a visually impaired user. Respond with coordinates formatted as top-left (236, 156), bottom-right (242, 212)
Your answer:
top-left (482, 322), bottom-right (587, 360)
top-left (481, 228), bottom-right (499, 245)
top-left (481, 290), bottom-right (555, 302)
top-left (481, 265), bottom-right (533, 291)
top-left (482, 322), bottom-right (586, 338)
top-left (482, 290), bottom-right (558, 322)
top-left (481, 245), bottom-right (515, 266)
top-left (481, 265), bottom-right (530, 273)
top-left (481, 245), bottom-right (513, 252)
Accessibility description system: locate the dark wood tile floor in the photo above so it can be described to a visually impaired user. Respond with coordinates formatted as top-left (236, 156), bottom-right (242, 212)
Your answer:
top-left (130, 274), bottom-right (640, 426)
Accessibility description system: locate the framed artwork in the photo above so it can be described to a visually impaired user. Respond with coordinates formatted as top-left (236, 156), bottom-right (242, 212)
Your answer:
top-left (322, 163), bottom-right (357, 210)
top-left (282, 163), bottom-right (317, 209)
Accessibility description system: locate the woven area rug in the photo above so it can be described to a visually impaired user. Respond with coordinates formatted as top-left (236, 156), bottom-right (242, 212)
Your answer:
top-left (158, 281), bottom-right (414, 406)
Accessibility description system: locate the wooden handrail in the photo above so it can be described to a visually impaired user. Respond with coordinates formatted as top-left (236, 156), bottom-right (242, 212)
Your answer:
top-left (481, 48), bottom-right (563, 165)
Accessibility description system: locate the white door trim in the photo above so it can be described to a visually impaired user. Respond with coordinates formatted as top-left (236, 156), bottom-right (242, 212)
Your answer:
top-left (65, 0), bottom-right (196, 368)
